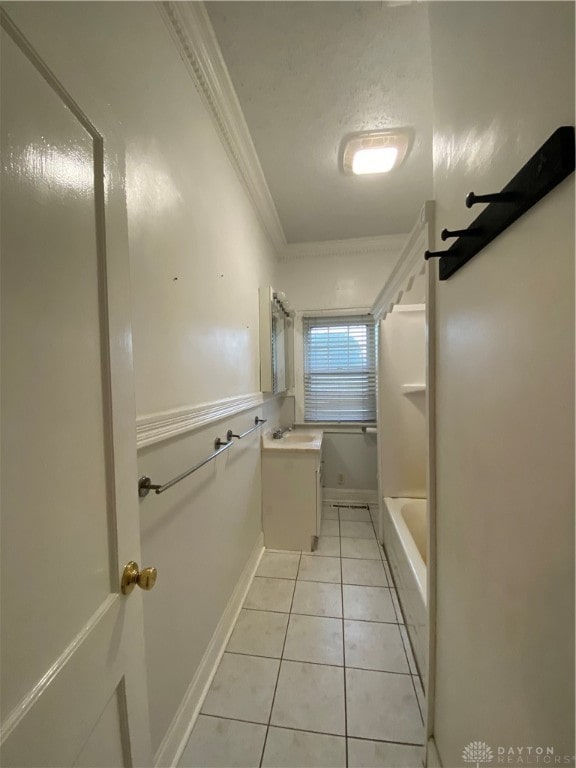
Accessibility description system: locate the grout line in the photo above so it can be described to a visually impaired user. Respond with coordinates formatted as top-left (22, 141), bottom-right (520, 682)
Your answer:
top-left (340, 543), bottom-right (348, 768)
top-left (254, 563), bottom-right (388, 581)
top-left (258, 550), bottom-right (302, 768)
top-left (200, 712), bottom-right (425, 748)
top-left (241, 607), bottom-right (293, 616)
top-left (245, 606), bottom-right (404, 626)
top-left (252, 575), bottom-right (297, 582)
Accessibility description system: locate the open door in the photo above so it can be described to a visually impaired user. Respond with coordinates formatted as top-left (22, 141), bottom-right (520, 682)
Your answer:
top-left (1, 10), bottom-right (153, 766)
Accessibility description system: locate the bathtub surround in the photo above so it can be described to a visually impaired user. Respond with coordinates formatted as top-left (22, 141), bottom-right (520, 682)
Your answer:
top-left (378, 304), bottom-right (427, 499)
top-left (429, 3), bottom-right (575, 764)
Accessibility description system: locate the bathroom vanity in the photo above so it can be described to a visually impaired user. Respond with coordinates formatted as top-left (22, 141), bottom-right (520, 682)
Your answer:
top-left (261, 430), bottom-right (323, 551)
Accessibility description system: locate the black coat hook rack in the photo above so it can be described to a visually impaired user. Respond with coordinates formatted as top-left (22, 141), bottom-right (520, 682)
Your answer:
top-left (425, 126), bottom-right (575, 280)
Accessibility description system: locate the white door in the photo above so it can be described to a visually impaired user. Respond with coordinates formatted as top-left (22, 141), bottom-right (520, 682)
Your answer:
top-left (0, 9), bottom-right (153, 767)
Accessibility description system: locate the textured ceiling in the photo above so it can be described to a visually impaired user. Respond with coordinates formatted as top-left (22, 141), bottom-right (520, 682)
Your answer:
top-left (206, 1), bottom-right (434, 244)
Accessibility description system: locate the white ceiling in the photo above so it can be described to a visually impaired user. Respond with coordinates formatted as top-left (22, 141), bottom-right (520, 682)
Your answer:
top-left (206, 1), bottom-right (434, 245)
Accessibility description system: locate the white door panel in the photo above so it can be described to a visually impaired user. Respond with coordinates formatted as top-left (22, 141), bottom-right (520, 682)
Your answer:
top-left (1, 10), bottom-right (152, 767)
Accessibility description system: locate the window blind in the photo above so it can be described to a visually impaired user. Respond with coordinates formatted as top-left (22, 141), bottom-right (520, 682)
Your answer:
top-left (303, 314), bottom-right (376, 422)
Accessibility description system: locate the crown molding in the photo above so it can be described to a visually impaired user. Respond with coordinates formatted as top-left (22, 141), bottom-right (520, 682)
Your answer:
top-left (279, 234), bottom-right (408, 261)
top-left (371, 200), bottom-right (435, 320)
top-left (136, 391), bottom-right (277, 449)
top-left (157, 1), bottom-right (286, 253)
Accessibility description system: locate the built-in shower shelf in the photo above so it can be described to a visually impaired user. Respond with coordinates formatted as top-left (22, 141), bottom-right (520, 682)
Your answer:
top-left (402, 384), bottom-right (426, 395)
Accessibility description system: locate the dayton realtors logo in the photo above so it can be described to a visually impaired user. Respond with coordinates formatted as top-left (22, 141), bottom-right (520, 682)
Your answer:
top-left (463, 742), bottom-right (494, 767)
top-left (462, 742), bottom-right (575, 766)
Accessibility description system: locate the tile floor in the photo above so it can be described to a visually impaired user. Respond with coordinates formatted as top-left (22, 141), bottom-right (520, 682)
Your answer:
top-left (179, 502), bottom-right (425, 768)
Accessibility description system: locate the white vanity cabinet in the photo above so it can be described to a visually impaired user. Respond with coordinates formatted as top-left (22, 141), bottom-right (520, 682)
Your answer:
top-left (261, 431), bottom-right (323, 552)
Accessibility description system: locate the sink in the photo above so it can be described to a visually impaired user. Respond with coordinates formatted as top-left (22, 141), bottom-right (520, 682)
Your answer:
top-left (262, 429), bottom-right (322, 452)
top-left (282, 433), bottom-right (316, 443)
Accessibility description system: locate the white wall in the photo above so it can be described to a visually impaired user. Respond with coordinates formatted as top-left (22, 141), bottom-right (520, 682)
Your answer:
top-left (429, 3), bottom-right (574, 763)
top-left (4, 2), bottom-right (282, 758)
top-left (278, 249), bottom-right (401, 494)
top-left (277, 250), bottom-right (400, 313)
top-left (321, 432), bottom-right (378, 491)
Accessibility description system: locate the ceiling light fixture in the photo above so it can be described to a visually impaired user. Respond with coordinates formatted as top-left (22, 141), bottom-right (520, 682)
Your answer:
top-left (341, 129), bottom-right (412, 176)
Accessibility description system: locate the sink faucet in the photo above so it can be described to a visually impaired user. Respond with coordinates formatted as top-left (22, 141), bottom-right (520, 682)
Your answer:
top-left (272, 426), bottom-right (292, 439)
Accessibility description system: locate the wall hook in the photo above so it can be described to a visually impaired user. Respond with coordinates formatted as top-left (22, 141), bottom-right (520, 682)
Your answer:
top-left (427, 127), bottom-right (574, 280)
top-left (424, 249), bottom-right (461, 260)
top-left (214, 437), bottom-right (231, 449)
top-left (465, 191), bottom-right (519, 208)
top-left (226, 430), bottom-right (241, 441)
top-left (441, 227), bottom-right (481, 241)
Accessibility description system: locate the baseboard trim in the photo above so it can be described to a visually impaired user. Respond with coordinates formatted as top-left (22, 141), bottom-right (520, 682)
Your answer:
top-left (427, 737), bottom-right (442, 767)
top-left (153, 533), bottom-right (264, 768)
top-left (323, 488), bottom-right (378, 504)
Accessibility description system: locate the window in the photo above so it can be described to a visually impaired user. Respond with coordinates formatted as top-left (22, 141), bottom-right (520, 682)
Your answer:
top-left (303, 314), bottom-right (376, 422)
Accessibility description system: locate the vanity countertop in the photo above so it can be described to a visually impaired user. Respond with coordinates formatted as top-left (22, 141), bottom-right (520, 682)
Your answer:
top-left (261, 429), bottom-right (323, 453)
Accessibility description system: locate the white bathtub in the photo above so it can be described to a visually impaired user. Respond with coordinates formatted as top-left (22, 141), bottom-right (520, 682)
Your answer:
top-left (381, 497), bottom-right (427, 684)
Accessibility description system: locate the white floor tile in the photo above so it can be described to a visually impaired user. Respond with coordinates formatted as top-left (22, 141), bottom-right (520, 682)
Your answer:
top-left (311, 536), bottom-right (341, 557)
top-left (342, 558), bottom-right (387, 587)
top-left (341, 538), bottom-right (381, 560)
top-left (244, 577), bottom-right (295, 613)
top-left (179, 716), bottom-right (266, 767)
top-left (339, 507), bottom-right (371, 522)
top-left (346, 668), bottom-right (424, 744)
top-left (298, 555), bottom-right (341, 583)
top-left (262, 728), bottom-right (346, 768)
top-left (201, 653), bottom-right (279, 724)
top-left (343, 585), bottom-right (397, 623)
top-left (226, 609), bottom-right (289, 658)
top-left (271, 660), bottom-right (346, 735)
top-left (322, 507), bottom-right (339, 520)
top-left (344, 620), bottom-right (409, 673)
top-left (348, 738), bottom-right (424, 768)
top-left (292, 581), bottom-right (343, 618)
top-left (320, 519), bottom-right (340, 537)
top-left (340, 521), bottom-right (376, 540)
top-left (257, 552), bottom-right (301, 579)
top-left (284, 614), bottom-right (344, 666)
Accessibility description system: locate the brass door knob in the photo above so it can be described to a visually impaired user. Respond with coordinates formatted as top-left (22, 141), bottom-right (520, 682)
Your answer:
top-left (121, 561), bottom-right (158, 595)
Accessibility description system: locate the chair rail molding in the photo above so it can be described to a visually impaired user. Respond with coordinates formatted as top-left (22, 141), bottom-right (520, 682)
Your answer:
top-left (157, 1), bottom-right (286, 253)
top-left (371, 200), bottom-right (435, 320)
top-left (136, 392), bottom-right (276, 449)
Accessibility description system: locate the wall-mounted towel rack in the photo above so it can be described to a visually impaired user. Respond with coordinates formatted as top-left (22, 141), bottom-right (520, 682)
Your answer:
top-left (425, 126), bottom-right (575, 280)
top-left (227, 417), bottom-right (266, 442)
top-left (138, 417), bottom-right (267, 499)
